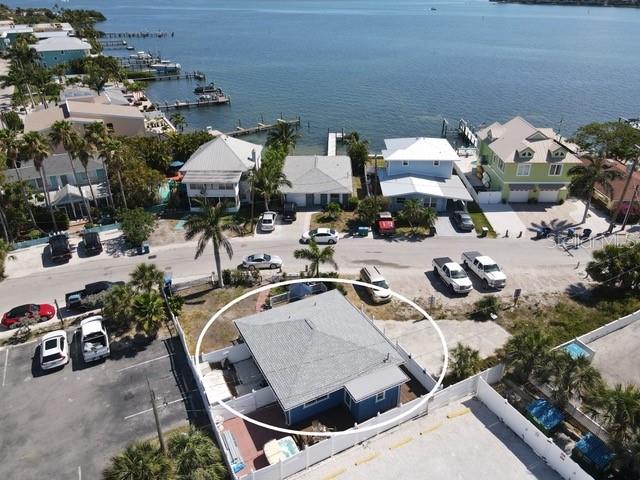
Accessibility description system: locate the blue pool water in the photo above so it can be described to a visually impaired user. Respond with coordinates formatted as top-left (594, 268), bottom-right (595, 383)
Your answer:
top-left (563, 341), bottom-right (590, 359)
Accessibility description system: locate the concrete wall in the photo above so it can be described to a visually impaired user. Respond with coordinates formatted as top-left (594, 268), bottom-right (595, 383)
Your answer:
top-left (578, 308), bottom-right (640, 344)
top-left (477, 379), bottom-right (592, 480)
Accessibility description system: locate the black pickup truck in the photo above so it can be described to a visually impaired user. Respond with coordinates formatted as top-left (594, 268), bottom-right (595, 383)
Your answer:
top-left (48, 233), bottom-right (72, 262)
top-left (65, 281), bottom-right (124, 310)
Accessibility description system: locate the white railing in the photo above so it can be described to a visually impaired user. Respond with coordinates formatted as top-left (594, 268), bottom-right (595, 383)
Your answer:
top-left (453, 162), bottom-right (480, 204)
top-left (211, 386), bottom-right (277, 421)
top-left (578, 308), bottom-right (640, 344)
top-left (477, 379), bottom-right (592, 480)
top-left (394, 342), bottom-right (438, 391)
top-left (202, 343), bottom-right (251, 364)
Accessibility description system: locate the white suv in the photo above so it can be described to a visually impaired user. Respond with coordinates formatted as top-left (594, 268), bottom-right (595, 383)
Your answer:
top-left (360, 266), bottom-right (392, 303)
top-left (260, 211), bottom-right (277, 232)
top-left (39, 330), bottom-right (69, 370)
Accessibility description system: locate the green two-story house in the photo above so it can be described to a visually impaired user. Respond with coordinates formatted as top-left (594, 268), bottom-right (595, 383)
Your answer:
top-left (476, 116), bottom-right (582, 203)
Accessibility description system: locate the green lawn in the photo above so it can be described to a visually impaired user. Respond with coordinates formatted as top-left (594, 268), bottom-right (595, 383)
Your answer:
top-left (467, 201), bottom-right (497, 238)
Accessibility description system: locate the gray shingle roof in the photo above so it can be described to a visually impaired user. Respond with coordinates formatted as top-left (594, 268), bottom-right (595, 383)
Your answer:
top-left (281, 155), bottom-right (352, 194)
top-left (180, 135), bottom-right (261, 175)
top-left (234, 289), bottom-right (403, 411)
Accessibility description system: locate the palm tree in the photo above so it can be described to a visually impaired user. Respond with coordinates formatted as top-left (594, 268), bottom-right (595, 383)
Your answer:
top-left (130, 262), bottom-right (164, 294)
top-left (399, 199), bottom-right (426, 232)
top-left (0, 129), bottom-right (40, 230)
top-left (266, 122), bottom-right (300, 152)
top-left (568, 156), bottom-right (624, 224)
top-left (585, 383), bottom-right (640, 446)
top-left (184, 199), bottom-right (233, 288)
top-left (22, 131), bottom-right (57, 230)
top-left (168, 428), bottom-right (226, 479)
top-left (49, 120), bottom-right (93, 223)
top-left (72, 137), bottom-right (99, 210)
top-left (169, 113), bottom-right (186, 132)
top-left (536, 350), bottom-right (602, 407)
top-left (252, 162), bottom-right (292, 210)
top-left (98, 138), bottom-right (128, 209)
top-left (293, 239), bottom-right (337, 277)
top-left (102, 440), bottom-right (173, 480)
top-left (132, 292), bottom-right (166, 336)
top-left (0, 239), bottom-right (15, 280)
top-left (85, 122), bottom-right (114, 207)
top-left (102, 283), bottom-right (135, 332)
top-left (449, 343), bottom-right (482, 382)
top-left (504, 328), bottom-right (552, 382)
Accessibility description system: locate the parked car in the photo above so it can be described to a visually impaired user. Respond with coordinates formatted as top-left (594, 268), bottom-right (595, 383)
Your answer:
top-left (461, 251), bottom-right (507, 289)
top-left (81, 231), bottom-right (102, 255)
top-left (432, 257), bottom-right (472, 294)
top-left (242, 253), bottom-right (283, 270)
top-left (39, 330), bottom-right (69, 370)
top-left (301, 228), bottom-right (339, 244)
top-left (450, 199), bottom-right (469, 213)
top-left (360, 266), bottom-right (392, 303)
top-left (48, 233), bottom-right (72, 262)
top-left (452, 211), bottom-right (474, 231)
top-left (65, 281), bottom-right (125, 310)
top-left (375, 212), bottom-right (396, 236)
top-left (79, 316), bottom-right (110, 363)
top-left (260, 211), bottom-right (277, 232)
top-left (2, 303), bottom-right (55, 329)
top-left (282, 202), bottom-right (297, 223)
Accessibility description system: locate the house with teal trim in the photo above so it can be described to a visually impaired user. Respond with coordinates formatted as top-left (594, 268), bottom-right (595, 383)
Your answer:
top-left (379, 137), bottom-right (472, 212)
top-left (233, 289), bottom-right (408, 426)
top-left (34, 36), bottom-right (90, 68)
top-left (476, 117), bottom-right (582, 203)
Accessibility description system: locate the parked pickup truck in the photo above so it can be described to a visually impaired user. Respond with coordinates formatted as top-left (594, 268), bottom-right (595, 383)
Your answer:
top-left (461, 251), bottom-right (507, 289)
top-left (432, 257), bottom-right (473, 294)
top-left (48, 233), bottom-right (72, 262)
top-left (79, 316), bottom-right (110, 363)
top-left (375, 212), bottom-right (396, 236)
top-left (65, 281), bottom-right (124, 310)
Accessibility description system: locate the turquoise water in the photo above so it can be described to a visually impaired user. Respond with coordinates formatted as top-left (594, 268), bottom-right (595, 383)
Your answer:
top-left (11, 0), bottom-right (640, 150)
top-left (563, 341), bottom-right (590, 359)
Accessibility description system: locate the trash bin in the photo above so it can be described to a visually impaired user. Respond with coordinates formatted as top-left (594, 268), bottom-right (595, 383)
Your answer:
top-left (357, 226), bottom-right (369, 237)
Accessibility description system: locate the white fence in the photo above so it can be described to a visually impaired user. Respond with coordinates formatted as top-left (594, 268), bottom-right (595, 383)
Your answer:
top-left (477, 379), bottom-right (592, 480)
top-left (429, 364), bottom-right (505, 410)
top-left (578, 308), bottom-right (640, 344)
top-left (478, 190), bottom-right (502, 204)
top-left (395, 343), bottom-right (438, 390)
top-left (202, 343), bottom-right (251, 364)
top-left (453, 162), bottom-right (480, 204)
top-left (211, 386), bottom-right (277, 421)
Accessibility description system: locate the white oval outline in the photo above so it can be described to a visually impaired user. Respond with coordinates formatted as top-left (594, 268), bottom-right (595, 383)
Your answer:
top-left (195, 277), bottom-right (448, 437)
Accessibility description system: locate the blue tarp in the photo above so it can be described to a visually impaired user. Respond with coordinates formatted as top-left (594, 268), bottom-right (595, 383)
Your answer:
top-left (575, 433), bottom-right (614, 470)
top-left (526, 399), bottom-right (565, 433)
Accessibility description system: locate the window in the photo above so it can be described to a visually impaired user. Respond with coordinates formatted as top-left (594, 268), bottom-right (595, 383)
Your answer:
top-left (303, 394), bottom-right (330, 408)
top-left (402, 161), bottom-right (409, 166)
top-left (375, 391), bottom-right (386, 403)
top-left (520, 150), bottom-right (532, 158)
top-left (549, 164), bottom-right (562, 176)
top-left (396, 197), bottom-right (406, 205)
top-left (516, 164), bottom-right (531, 176)
top-left (433, 160), bottom-right (440, 166)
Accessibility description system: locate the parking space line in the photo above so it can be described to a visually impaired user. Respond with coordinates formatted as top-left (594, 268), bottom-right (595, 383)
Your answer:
top-left (124, 398), bottom-right (184, 420)
top-left (116, 353), bottom-right (172, 373)
top-left (77, 465), bottom-right (81, 480)
top-left (2, 349), bottom-right (8, 387)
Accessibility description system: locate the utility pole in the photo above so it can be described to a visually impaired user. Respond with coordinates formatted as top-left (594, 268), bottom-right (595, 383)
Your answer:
top-left (608, 146), bottom-right (640, 234)
top-left (146, 377), bottom-right (167, 454)
top-left (621, 184), bottom-right (640, 231)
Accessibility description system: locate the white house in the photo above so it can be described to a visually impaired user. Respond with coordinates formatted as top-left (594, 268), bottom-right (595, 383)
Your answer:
top-left (379, 137), bottom-right (472, 212)
top-left (179, 135), bottom-right (262, 212)
top-left (280, 155), bottom-right (353, 207)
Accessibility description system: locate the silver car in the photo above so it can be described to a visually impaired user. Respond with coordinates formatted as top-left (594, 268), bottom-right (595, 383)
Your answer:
top-left (242, 253), bottom-right (283, 270)
top-left (260, 211), bottom-right (277, 232)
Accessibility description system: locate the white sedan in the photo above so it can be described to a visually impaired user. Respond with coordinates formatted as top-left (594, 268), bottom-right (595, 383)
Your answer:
top-left (39, 330), bottom-right (69, 370)
top-left (301, 228), bottom-right (339, 244)
top-left (260, 211), bottom-right (277, 232)
top-left (242, 253), bottom-right (283, 270)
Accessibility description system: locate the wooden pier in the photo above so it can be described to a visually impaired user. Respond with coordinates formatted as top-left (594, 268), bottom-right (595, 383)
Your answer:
top-left (224, 117), bottom-right (301, 138)
top-left (157, 96), bottom-right (230, 111)
top-left (100, 31), bottom-right (173, 38)
top-left (126, 71), bottom-right (206, 82)
top-left (327, 130), bottom-right (345, 155)
top-left (458, 119), bottom-right (478, 147)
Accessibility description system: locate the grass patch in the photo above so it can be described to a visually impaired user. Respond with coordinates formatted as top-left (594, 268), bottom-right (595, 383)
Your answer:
top-left (343, 283), bottom-right (423, 321)
top-left (310, 211), bottom-right (359, 233)
top-left (178, 286), bottom-right (256, 354)
top-left (467, 201), bottom-right (497, 238)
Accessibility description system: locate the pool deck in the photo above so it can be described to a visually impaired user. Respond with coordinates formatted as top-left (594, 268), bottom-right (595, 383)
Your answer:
top-left (589, 318), bottom-right (640, 387)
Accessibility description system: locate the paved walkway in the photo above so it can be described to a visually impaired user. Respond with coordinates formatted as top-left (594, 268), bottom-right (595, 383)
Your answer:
top-left (481, 204), bottom-right (527, 237)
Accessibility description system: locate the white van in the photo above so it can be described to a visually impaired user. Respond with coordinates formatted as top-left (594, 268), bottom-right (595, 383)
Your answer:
top-left (359, 266), bottom-right (392, 303)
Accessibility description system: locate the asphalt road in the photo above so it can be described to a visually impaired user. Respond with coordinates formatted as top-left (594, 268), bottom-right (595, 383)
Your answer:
top-left (0, 333), bottom-right (199, 479)
top-left (0, 227), bottom-right (610, 317)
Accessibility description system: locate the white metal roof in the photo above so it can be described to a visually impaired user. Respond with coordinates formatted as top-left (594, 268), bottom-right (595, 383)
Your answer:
top-left (281, 155), bottom-right (352, 194)
top-left (180, 135), bottom-right (261, 174)
top-left (379, 173), bottom-right (473, 201)
top-left (382, 137), bottom-right (460, 162)
top-left (34, 36), bottom-right (91, 52)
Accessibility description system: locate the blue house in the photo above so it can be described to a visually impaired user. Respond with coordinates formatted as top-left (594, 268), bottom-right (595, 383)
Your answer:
top-left (234, 289), bottom-right (408, 426)
top-left (34, 36), bottom-right (91, 68)
top-left (379, 137), bottom-right (472, 212)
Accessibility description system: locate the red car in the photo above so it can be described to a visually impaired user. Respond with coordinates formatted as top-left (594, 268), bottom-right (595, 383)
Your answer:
top-left (2, 304), bottom-right (55, 329)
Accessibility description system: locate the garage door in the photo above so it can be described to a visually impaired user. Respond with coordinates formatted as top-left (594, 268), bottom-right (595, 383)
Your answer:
top-left (285, 194), bottom-right (306, 207)
top-left (538, 190), bottom-right (560, 203)
top-left (509, 190), bottom-right (530, 203)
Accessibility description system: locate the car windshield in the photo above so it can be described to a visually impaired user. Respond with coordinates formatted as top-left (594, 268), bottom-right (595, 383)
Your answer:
top-left (372, 280), bottom-right (389, 289)
top-left (450, 269), bottom-right (467, 279)
top-left (44, 338), bottom-right (58, 350)
top-left (262, 218), bottom-right (273, 224)
top-left (308, 229), bottom-right (317, 236)
top-left (329, 229), bottom-right (336, 235)
top-left (484, 264), bottom-right (500, 272)
top-left (461, 215), bottom-right (472, 222)
top-left (264, 254), bottom-right (271, 261)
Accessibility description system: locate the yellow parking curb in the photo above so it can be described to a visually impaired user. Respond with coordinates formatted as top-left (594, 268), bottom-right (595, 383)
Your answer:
top-left (323, 468), bottom-right (346, 480)
top-left (390, 437), bottom-right (413, 450)
top-left (421, 421), bottom-right (443, 434)
top-left (447, 407), bottom-right (470, 419)
top-left (355, 452), bottom-right (378, 466)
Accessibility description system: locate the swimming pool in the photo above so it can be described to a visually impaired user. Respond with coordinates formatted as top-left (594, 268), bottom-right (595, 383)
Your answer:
top-left (562, 340), bottom-right (595, 360)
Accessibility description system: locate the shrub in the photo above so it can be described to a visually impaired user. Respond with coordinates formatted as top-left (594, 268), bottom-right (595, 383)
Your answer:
top-left (323, 202), bottom-right (342, 221)
top-left (347, 196), bottom-right (360, 211)
top-left (118, 208), bottom-right (157, 247)
top-left (469, 295), bottom-right (501, 321)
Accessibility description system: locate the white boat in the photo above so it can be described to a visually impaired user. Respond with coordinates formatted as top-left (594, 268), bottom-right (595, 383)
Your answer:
top-left (151, 60), bottom-right (181, 73)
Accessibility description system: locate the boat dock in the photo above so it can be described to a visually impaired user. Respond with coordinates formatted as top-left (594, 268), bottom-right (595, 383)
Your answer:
top-left (157, 96), bottom-right (231, 111)
top-left (100, 31), bottom-right (173, 38)
top-left (458, 119), bottom-right (478, 147)
top-left (224, 117), bottom-right (301, 138)
top-left (327, 130), bottom-right (346, 155)
top-left (127, 71), bottom-right (206, 82)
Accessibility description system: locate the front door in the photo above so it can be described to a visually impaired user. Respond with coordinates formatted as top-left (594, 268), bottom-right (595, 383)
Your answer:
top-left (306, 194), bottom-right (314, 207)
top-left (320, 194), bottom-right (328, 206)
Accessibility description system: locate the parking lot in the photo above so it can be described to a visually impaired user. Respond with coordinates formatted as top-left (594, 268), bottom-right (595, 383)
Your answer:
top-left (0, 333), bottom-right (199, 479)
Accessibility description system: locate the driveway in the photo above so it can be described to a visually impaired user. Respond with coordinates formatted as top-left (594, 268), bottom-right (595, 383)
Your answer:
top-left (0, 334), bottom-right (202, 479)
top-left (253, 210), bottom-right (317, 242)
top-left (512, 199), bottom-right (611, 236)
top-left (434, 215), bottom-right (476, 237)
top-left (479, 204), bottom-right (527, 237)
